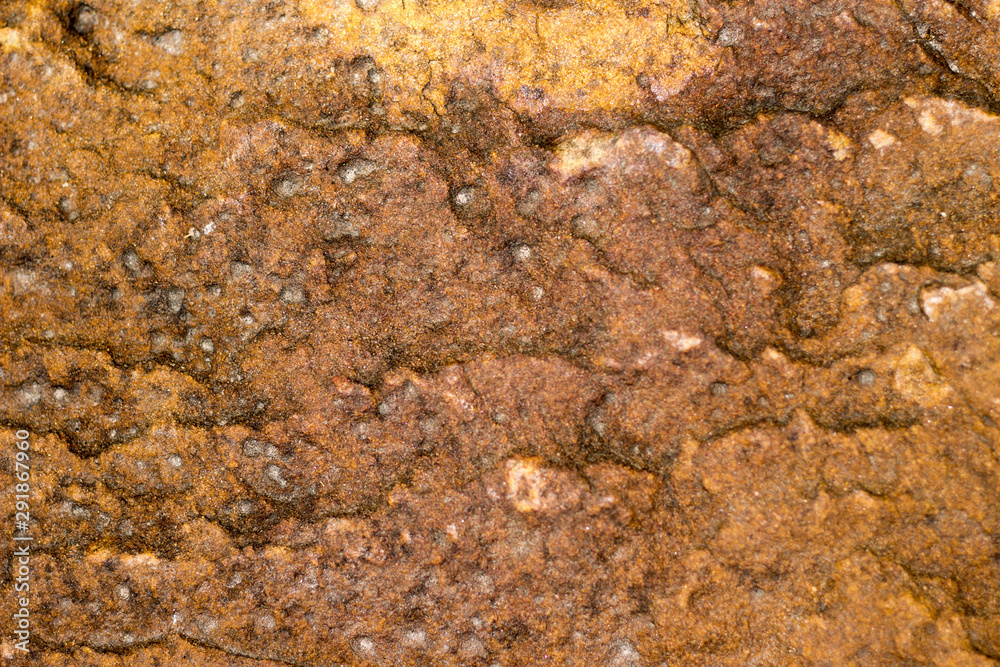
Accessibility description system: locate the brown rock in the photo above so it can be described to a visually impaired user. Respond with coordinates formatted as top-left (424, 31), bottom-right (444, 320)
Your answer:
top-left (2, 0), bottom-right (1000, 665)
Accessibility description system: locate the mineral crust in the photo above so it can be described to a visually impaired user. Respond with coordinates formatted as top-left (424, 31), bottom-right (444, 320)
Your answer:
top-left (2, 0), bottom-right (1000, 664)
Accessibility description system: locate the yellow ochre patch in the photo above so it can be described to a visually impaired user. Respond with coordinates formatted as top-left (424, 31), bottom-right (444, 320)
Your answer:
top-left (301, 0), bottom-right (720, 119)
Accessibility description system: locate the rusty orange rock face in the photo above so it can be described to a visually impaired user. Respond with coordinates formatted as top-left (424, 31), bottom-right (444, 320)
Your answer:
top-left (2, 0), bottom-right (1000, 664)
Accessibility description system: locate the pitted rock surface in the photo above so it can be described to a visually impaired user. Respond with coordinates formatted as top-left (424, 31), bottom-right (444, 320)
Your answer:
top-left (2, 0), bottom-right (1000, 665)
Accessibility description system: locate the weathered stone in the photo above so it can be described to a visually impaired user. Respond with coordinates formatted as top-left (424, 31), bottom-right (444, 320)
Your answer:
top-left (1, 0), bottom-right (1000, 665)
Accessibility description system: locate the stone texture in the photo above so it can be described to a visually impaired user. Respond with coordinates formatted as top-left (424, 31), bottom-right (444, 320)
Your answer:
top-left (1, 0), bottom-right (1000, 665)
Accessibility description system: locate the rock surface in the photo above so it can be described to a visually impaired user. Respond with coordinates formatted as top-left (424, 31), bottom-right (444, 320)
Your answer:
top-left (1, 0), bottom-right (1000, 664)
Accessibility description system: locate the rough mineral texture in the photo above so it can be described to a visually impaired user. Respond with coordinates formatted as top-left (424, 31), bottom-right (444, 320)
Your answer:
top-left (1, 0), bottom-right (1000, 665)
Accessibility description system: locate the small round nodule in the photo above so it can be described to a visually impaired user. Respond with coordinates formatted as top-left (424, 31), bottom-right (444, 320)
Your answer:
top-left (272, 175), bottom-right (300, 199)
top-left (351, 636), bottom-right (378, 659)
top-left (710, 381), bottom-right (729, 397)
top-left (279, 285), bottom-right (305, 304)
top-left (337, 158), bottom-right (377, 185)
top-left (70, 4), bottom-right (98, 35)
top-left (452, 186), bottom-right (476, 208)
top-left (152, 29), bottom-right (185, 56)
top-left (450, 185), bottom-right (491, 220)
top-left (242, 439), bottom-right (265, 458)
top-left (122, 249), bottom-right (142, 272)
top-left (855, 368), bottom-right (877, 387)
top-left (58, 196), bottom-right (80, 222)
top-left (321, 213), bottom-right (360, 242)
top-left (571, 215), bottom-right (601, 242)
